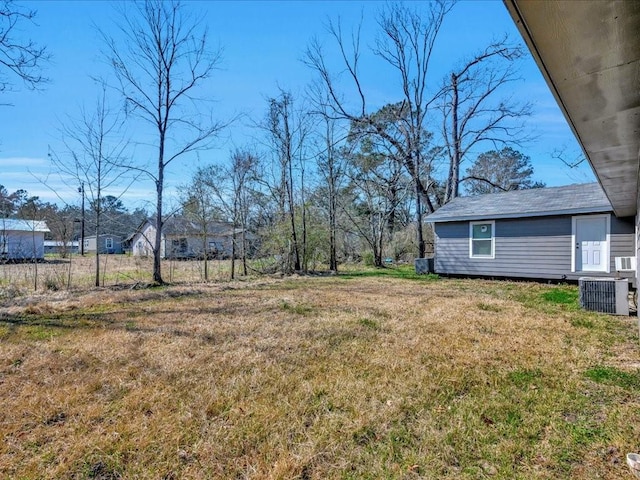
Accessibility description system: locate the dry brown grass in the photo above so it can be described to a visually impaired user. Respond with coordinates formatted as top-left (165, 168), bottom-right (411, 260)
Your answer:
top-left (0, 273), bottom-right (639, 479)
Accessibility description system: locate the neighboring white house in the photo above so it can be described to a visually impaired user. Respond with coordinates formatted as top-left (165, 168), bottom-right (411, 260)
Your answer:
top-left (0, 218), bottom-right (49, 261)
top-left (127, 217), bottom-right (241, 259)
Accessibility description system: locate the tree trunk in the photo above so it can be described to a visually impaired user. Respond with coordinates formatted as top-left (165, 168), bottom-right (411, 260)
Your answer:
top-left (95, 231), bottom-right (100, 287)
top-left (373, 213), bottom-right (384, 268)
top-left (230, 230), bottom-right (236, 280)
top-left (95, 176), bottom-right (101, 287)
top-left (301, 166), bottom-right (307, 272)
top-left (241, 227), bottom-right (247, 276)
top-left (415, 179), bottom-right (425, 258)
top-left (328, 173), bottom-right (337, 272)
top-left (153, 173), bottom-right (164, 284)
top-left (203, 229), bottom-right (208, 281)
top-left (287, 173), bottom-right (300, 273)
top-left (446, 73), bottom-right (460, 204)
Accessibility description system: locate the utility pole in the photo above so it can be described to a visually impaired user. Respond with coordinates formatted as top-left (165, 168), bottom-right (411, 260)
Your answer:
top-left (78, 183), bottom-right (85, 256)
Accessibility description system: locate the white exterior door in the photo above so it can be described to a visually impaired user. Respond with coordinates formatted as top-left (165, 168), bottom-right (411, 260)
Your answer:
top-left (574, 215), bottom-right (609, 272)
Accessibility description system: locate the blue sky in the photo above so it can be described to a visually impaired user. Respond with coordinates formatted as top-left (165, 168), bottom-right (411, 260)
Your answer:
top-left (0, 0), bottom-right (594, 210)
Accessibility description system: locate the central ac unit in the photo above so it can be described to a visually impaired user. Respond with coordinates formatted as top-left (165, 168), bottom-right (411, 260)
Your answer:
top-left (579, 277), bottom-right (629, 316)
top-left (615, 256), bottom-right (636, 272)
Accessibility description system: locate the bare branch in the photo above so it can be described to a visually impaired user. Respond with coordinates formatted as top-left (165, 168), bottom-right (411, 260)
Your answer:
top-left (439, 38), bottom-right (531, 203)
top-left (0, 0), bottom-right (49, 100)
top-left (552, 146), bottom-right (585, 168)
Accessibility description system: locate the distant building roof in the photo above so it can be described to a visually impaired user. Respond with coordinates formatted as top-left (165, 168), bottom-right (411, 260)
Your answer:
top-left (44, 241), bottom-right (78, 247)
top-left (0, 218), bottom-right (50, 232)
top-left (161, 217), bottom-right (236, 236)
top-left (130, 217), bottom-right (237, 239)
top-left (84, 234), bottom-right (122, 240)
top-left (426, 183), bottom-right (612, 223)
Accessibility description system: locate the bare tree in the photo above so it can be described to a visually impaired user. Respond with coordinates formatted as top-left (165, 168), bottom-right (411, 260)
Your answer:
top-left (315, 113), bottom-right (344, 272)
top-left (10, 194), bottom-right (45, 289)
top-left (180, 172), bottom-right (219, 281)
top-left (439, 39), bottom-right (532, 203)
top-left (0, 0), bottom-right (49, 99)
top-left (229, 150), bottom-right (258, 277)
top-left (102, 0), bottom-right (225, 284)
top-left (195, 149), bottom-right (258, 279)
top-left (49, 86), bottom-right (131, 287)
top-left (41, 204), bottom-right (76, 259)
top-left (304, 2), bottom-right (451, 259)
top-left (261, 90), bottom-right (311, 273)
top-left (343, 133), bottom-right (410, 267)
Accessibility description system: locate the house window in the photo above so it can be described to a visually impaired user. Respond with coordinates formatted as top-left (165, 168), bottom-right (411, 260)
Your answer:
top-left (0, 235), bottom-right (7, 254)
top-left (172, 238), bottom-right (188, 254)
top-left (470, 221), bottom-right (495, 259)
top-left (84, 239), bottom-right (89, 249)
top-left (105, 237), bottom-right (113, 250)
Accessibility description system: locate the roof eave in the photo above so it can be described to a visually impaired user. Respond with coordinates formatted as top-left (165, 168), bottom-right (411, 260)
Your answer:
top-left (503, 0), bottom-right (640, 218)
top-left (427, 206), bottom-right (613, 223)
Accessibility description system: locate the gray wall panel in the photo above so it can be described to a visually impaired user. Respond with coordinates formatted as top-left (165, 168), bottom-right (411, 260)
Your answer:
top-left (435, 214), bottom-right (635, 283)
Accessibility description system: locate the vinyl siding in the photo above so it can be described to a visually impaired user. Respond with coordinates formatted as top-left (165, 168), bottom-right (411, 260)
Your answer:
top-left (3, 231), bottom-right (45, 259)
top-left (434, 214), bottom-right (635, 283)
top-left (84, 235), bottom-right (123, 254)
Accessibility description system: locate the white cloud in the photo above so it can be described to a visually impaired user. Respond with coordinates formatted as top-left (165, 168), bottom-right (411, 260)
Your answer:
top-left (0, 156), bottom-right (48, 168)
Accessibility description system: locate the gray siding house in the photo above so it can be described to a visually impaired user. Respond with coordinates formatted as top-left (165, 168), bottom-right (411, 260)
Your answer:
top-left (427, 183), bottom-right (636, 284)
top-left (502, 3), bottom-right (640, 299)
top-left (83, 235), bottom-right (124, 254)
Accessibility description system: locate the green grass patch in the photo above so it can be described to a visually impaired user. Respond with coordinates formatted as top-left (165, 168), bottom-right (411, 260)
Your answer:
top-left (491, 282), bottom-right (581, 314)
top-left (477, 302), bottom-right (503, 312)
top-left (542, 287), bottom-right (578, 305)
top-left (0, 317), bottom-right (72, 342)
top-left (585, 365), bottom-right (640, 390)
top-left (280, 301), bottom-right (314, 315)
top-left (22, 325), bottom-right (63, 341)
top-left (0, 324), bottom-right (10, 339)
top-left (358, 317), bottom-right (380, 330)
top-left (507, 368), bottom-right (543, 388)
top-left (339, 264), bottom-right (439, 281)
top-left (570, 317), bottom-right (596, 329)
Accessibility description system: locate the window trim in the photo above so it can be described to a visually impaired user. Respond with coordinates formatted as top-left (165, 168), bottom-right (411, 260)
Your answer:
top-left (105, 237), bottom-right (113, 250)
top-left (469, 220), bottom-right (495, 259)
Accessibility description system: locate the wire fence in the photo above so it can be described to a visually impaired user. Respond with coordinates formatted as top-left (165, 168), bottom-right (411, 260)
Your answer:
top-left (0, 254), bottom-right (238, 295)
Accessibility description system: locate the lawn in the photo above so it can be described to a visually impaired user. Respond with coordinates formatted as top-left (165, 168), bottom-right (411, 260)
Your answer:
top-left (0, 269), bottom-right (639, 479)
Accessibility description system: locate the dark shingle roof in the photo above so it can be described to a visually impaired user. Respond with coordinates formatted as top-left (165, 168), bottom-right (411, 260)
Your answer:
top-left (162, 217), bottom-right (234, 236)
top-left (126, 217), bottom-right (238, 241)
top-left (426, 183), bottom-right (612, 223)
